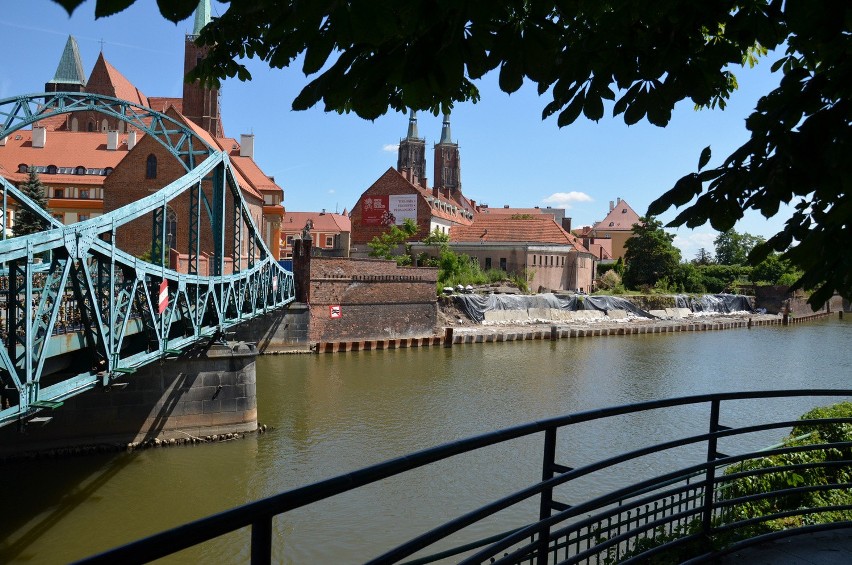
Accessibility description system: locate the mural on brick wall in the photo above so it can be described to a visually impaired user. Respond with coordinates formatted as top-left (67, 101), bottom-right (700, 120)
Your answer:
top-left (362, 194), bottom-right (418, 226)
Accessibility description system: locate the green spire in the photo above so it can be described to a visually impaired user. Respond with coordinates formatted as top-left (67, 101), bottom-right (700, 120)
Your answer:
top-left (48, 35), bottom-right (86, 87)
top-left (439, 111), bottom-right (453, 144)
top-left (193, 0), bottom-right (211, 35)
top-left (406, 110), bottom-right (419, 139)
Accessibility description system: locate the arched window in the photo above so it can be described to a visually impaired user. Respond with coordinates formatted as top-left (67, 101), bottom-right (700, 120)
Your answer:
top-left (75, 166), bottom-right (85, 175)
top-left (47, 165), bottom-right (57, 175)
top-left (71, 117), bottom-right (79, 131)
top-left (17, 164), bottom-right (28, 173)
top-left (87, 121), bottom-right (95, 132)
top-left (101, 119), bottom-right (108, 132)
top-left (146, 154), bottom-right (157, 179)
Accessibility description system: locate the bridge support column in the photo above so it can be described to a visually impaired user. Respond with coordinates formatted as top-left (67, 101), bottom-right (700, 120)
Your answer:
top-left (0, 342), bottom-right (258, 459)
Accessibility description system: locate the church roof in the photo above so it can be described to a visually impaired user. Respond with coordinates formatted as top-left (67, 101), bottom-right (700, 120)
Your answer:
top-left (193, 0), bottom-right (212, 35)
top-left (48, 36), bottom-right (86, 87)
top-left (86, 53), bottom-right (149, 107)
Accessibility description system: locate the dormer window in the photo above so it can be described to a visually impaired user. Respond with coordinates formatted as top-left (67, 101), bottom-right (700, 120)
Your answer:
top-left (47, 165), bottom-right (57, 174)
top-left (17, 164), bottom-right (28, 173)
top-left (622, 209), bottom-right (627, 213)
top-left (75, 166), bottom-right (85, 175)
top-left (609, 222), bottom-right (615, 227)
top-left (104, 167), bottom-right (113, 176)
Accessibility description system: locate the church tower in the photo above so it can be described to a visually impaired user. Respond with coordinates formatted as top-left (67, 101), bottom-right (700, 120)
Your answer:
top-left (182, 0), bottom-right (221, 137)
top-left (433, 112), bottom-right (461, 195)
top-left (45, 35), bottom-right (86, 94)
top-left (397, 110), bottom-right (427, 187)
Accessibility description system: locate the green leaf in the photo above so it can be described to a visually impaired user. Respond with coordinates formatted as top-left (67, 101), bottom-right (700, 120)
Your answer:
top-left (154, 0), bottom-right (198, 23)
top-left (95, 0), bottom-right (136, 18)
top-left (557, 93), bottom-right (585, 127)
top-left (55, 0), bottom-right (86, 15)
top-left (698, 146), bottom-right (712, 170)
top-left (583, 91), bottom-right (604, 121)
top-left (623, 97), bottom-right (646, 125)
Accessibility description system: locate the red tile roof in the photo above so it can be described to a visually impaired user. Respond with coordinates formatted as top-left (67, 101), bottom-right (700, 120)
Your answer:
top-left (593, 199), bottom-right (642, 231)
top-left (0, 130), bottom-right (128, 185)
top-left (86, 53), bottom-right (149, 107)
top-left (476, 207), bottom-right (549, 216)
top-left (148, 97), bottom-right (183, 114)
top-left (450, 216), bottom-right (591, 252)
top-left (283, 211), bottom-right (351, 233)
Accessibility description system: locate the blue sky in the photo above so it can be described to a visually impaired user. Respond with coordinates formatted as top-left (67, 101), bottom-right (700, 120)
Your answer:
top-left (1, 1), bottom-right (792, 260)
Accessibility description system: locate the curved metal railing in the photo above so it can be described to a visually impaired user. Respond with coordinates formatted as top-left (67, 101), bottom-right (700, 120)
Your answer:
top-left (75, 389), bottom-right (852, 564)
top-left (0, 93), bottom-right (295, 427)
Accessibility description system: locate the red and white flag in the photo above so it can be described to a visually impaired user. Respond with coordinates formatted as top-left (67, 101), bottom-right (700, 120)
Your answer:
top-left (158, 279), bottom-right (169, 314)
top-left (272, 275), bottom-right (278, 293)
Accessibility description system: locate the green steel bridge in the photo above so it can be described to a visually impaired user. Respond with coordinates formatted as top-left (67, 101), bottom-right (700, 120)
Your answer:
top-left (0, 93), bottom-right (295, 429)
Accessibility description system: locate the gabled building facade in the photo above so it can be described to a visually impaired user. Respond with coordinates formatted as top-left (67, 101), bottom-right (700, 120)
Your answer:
top-left (588, 197), bottom-right (641, 260)
top-left (280, 210), bottom-right (351, 258)
top-left (0, 0), bottom-right (285, 261)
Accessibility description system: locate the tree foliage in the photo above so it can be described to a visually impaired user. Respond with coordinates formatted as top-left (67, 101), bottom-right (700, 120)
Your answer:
top-left (714, 229), bottom-right (764, 266)
top-left (692, 247), bottom-right (715, 266)
top-left (55, 0), bottom-right (852, 305)
top-left (623, 217), bottom-right (681, 289)
top-left (13, 167), bottom-right (50, 237)
top-left (367, 218), bottom-right (418, 265)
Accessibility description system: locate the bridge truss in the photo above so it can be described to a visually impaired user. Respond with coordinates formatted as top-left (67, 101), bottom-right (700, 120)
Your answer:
top-left (0, 93), bottom-right (295, 428)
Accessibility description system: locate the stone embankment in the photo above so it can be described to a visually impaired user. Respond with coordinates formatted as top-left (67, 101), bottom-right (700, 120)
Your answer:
top-left (311, 308), bottom-right (835, 353)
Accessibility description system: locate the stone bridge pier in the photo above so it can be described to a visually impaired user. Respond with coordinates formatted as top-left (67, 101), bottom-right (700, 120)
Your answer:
top-left (0, 342), bottom-right (258, 458)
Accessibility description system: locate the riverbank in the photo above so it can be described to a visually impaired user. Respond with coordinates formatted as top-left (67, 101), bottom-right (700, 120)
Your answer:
top-left (310, 309), bottom-right (836, 354)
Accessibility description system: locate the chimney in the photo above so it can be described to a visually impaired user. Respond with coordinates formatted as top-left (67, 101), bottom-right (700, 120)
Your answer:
top-left (432, 187), bottom-right (440, 198)
top-left (503, 204), bottom-right (509, 208)
top-left (240, 133), bottom-right (255, 158)
top-left (617, 197), bottom-right (621, 205)
top-left (563, 217), bottom-right (572, 233)
top-left (127, 130), bottom-right (137, 150)
top-left (107, 130), bottom-right (119, 150)
top-left (33, 126), bottom-right (47, 148)
top-left (609, 200), bottom-right (614, 211)
top-left (470, 199), bottom-right (476, 209)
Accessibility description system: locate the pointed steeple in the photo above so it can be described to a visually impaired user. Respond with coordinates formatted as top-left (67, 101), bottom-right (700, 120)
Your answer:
top-left (434, 111), bottom-right (461, 195)
top-left (45, 36), bottom-right (86, 92)
top-left (397, 110), bottom-right (427, 187)
top-left (406, 110), bottom-right (419, 139)
top-left (439, 111), bottom-right (453, 144)
top-left (193, 0), bottom-right (211, 35)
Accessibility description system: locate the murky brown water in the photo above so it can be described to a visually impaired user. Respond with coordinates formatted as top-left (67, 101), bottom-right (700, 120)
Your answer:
top-left (1, 317), bottom-right (849, 563)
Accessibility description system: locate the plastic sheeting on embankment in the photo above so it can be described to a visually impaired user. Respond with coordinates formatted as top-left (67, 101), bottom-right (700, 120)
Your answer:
top-left (454, 293), bottom-right (753, 324)
top-left (454, 293), bottom-right (650, 324)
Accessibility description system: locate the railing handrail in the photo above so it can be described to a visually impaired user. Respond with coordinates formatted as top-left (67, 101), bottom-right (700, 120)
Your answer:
top-left (75, 389), bottom-right (852, 564)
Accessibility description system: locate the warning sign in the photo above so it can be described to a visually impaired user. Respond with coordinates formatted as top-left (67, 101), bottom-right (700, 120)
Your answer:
top-left (330, 305), bottom-right (342, 319)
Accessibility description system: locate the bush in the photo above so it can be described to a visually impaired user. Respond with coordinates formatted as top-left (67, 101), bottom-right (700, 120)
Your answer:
top-left (598, 269), bottom-right (622, 291)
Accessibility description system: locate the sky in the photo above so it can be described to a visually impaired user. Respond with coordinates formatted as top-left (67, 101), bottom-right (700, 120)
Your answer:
top-left (1, 1), bottom-right (793, 260)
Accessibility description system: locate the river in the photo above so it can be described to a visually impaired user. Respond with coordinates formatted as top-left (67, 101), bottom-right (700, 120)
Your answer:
top-left (1, 316), bottom-right (849, 563)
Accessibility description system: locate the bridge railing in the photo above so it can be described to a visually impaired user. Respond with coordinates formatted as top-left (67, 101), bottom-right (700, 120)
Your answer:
top-left (75, 389), bottom-right (852, 564)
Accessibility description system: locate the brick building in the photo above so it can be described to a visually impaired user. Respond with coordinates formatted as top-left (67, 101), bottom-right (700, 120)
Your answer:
top-left (584, 197), bottom-right (641, 260)
top-left (351, 112), bottom-right (475, 253)
top-left (0, 1), bottom-right (284, 261)
top-left (280, 210), bottom-right (351, 258)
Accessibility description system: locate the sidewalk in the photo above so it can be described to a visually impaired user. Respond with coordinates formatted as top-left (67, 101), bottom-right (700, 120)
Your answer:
top-left (715, 530), bottom-right (852, 564)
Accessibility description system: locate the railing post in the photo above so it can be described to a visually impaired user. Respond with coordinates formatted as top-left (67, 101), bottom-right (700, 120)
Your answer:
top-left (250, 516), bottom-right (272, 565)
top-left (701, 399), bottom-right (722, 542)
top-left (536, 427), bottom-right (557, 565)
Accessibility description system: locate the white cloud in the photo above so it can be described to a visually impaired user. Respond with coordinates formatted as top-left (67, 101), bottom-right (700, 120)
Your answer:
top-left (541, 191), bottom-right (594, 207)
top-left (672, 230), bottom-right (717, 261)
top-left (382, 144), bottom-right (399, 152)
top-left (327, 189), bottom-right (336, 194)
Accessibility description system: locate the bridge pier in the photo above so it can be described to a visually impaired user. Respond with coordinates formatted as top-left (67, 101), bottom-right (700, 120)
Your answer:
top-left (0, 342), bottom-right (258, 459)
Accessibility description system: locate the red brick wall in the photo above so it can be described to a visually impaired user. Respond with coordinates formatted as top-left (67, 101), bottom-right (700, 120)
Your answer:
top-left (351, 168), bottom-right (432, 246)
top-left (307, 257), bottom-right (438, 341)
top-left (104, 133), bottom-right (263, 267)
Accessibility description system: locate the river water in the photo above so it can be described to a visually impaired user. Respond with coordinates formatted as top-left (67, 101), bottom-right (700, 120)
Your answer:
top-left (1, 317), bottom-right (850, 564)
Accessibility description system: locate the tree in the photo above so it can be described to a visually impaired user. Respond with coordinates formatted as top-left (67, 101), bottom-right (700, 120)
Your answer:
top-left (692, 248), bottom-right (715, 266)
top-left (622, 217), bottom-right (681, 289)
top-left (714, 229), bottom-right (764, 266)
top-left (56, 0), bottom-right (852, 305)
top-left (13, 167), bottom-right (50, 237)
top-left (367, 218), bottom-right (418, 265)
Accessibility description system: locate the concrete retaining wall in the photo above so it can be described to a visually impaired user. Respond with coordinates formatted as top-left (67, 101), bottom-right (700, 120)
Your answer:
top-left (0, 342), bottom-right (258, 458)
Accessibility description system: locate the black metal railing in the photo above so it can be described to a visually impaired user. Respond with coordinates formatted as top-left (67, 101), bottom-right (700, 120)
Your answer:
top-left (75, 390), bottom-right (852, 564)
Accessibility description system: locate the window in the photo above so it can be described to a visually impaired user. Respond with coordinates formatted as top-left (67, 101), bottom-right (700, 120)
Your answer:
top-left (79, 189), bottom-right (89, 199)
top-left (532, 255), bottom-right (536, 266)
top-left (75, 166), bottom-right (85, 175)
top-left (286, 235), bottom-right (294, 246)
top-left (47, 165), bottom-right (57, 174)
top-left (78, 213), bottom-right (90, 222)
top-left (146, 154), bottom-right (157, 179)
top-left (325, 236), bottom-right (334, 247)
top-left (87, 122), bottom-right (95, 132)
top-left (485, 257), bottom-right (492, 269)
top-left (17, 164), bottom-right (27, 173)
top-left (104, 167), bottom-right (113, 176)
top-left (54, 188), bottom-right (64, 198)
top-left (499, 258), bottom-right (507, 271)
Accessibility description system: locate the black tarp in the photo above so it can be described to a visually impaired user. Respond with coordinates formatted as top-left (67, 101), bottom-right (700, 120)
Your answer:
top-left (454, 293), bottom-right (652, 323)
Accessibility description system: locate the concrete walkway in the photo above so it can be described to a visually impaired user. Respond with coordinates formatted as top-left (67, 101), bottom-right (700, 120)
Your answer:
top-left (715, 530), bottom-right (852, 564)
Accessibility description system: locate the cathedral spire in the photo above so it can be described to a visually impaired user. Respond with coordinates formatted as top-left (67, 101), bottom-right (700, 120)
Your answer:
top-left (193, 0), bottom-right (212, 35)
top-left (406, 110), bottom-right (419, 140)
top-left (45, 35), bottom-right (86, 93)
top-left (439, 111), bottom-right (453, 144)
